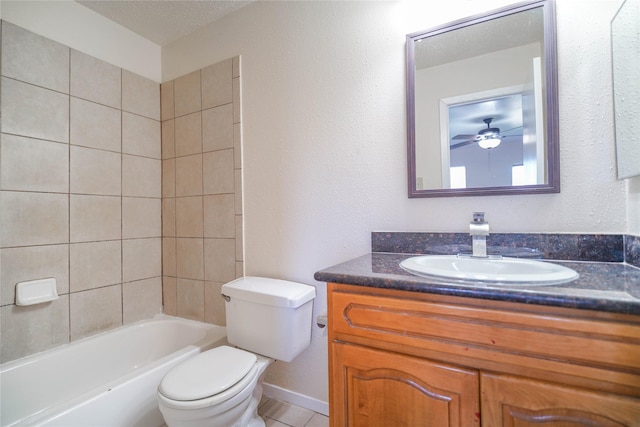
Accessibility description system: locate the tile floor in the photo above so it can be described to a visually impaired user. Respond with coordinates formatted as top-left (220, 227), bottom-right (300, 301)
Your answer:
top-left (259, 397), bottom-right (329, 427)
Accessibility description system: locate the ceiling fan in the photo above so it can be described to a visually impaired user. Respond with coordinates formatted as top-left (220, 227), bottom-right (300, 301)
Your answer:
top-left (451, 118), bottom-right (522, 150)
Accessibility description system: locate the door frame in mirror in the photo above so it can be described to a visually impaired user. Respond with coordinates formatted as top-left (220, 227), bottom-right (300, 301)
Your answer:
top-left (406, 0), bottom-right (560, 198)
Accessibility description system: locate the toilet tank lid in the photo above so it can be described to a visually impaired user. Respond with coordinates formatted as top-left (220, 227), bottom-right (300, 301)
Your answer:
top-left (222, 277), bottom-right (316, 308)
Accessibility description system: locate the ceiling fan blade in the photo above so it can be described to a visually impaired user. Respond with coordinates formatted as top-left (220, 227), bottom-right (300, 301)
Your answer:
top-left (500, 125), bottom-right (523, 136)
top-left (452, 134), bottom-right (477, 140)
top-left (450, 139), bottom-right (476, 149)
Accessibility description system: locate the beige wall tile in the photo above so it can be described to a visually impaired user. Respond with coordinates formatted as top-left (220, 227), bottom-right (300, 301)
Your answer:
top-left (70, 49), bottom-right (121, 109)
top-left (234, 169), bottom-right (243, 214)
top-left (1, 22), bottom-right (69, 93)
top-left (232, 56), bottom-right (240, 78)
top-left (176, 196), bottom-right (204, 238)
top-left (204, 281), bottom-right (226, 325)
top-left (1, 296), bottom-right (70, 363)
top-left (123, 277), bottom-right (162, 324)
top-left (161, 81), bottom-right (175, 121)
top-left (1, 77), bottom-right (69, 143)
top-left (163, 237), bottom-right (177, 277)
top-left (236, 261), bottom-right (244, 278)
top-left (162, 198), bottom-right (176, 237)
top-left (201, 59), bottom-right (232, 110)
top-left (176, 278), bottom-right (204, 321)
top-left (174, 70), bottom-right (201, 117)
top-left (235, 215), bottom-right (244, 262)
top-left (204, 194), bottom-right (235, 238)
top-left (202, 104), bottom-right (233, 152)
top-left (175, 111), bottom-right (202, 157)
top-left (70, 97), bottom-right (121, 152)
top-left (1, 245), bottom-right (69, 306)
top-left (70, 195), bottom-right (121, 243)
top-left (1, 191), bottom-right (68, 247)
top-left (162, 119), bottom-right (176, 159)
top-left (70, 285), bottom-right (122, 341)
top-left (0, 134), bottom-right (69, 193)
top-left (70, 146), bottom-right (121, 196)
top-left (175, 154), bottom-right (203, 197)
top-left (203, 149), bottom-right (234, 195)
top-left (162, 276), bottom-right (177, 315)
top-left (0, 24), bottom-right (170, 361)
top-left (123, 155), bottom-right (161, 198)
top-left (176, 238), bottom-right (204, 280)
top-left (162, 159), bottom-right (176, 198)
top-left (122, 70), bottom-right (160, 120)
top-left (122, 197), bottom-right (161, 239)
top-left (204, 238), bottom-right (236, 283)
top-left (234, 123), bottom-right (242, 169)
top-left (70, 241), bottom-right (121, 292)
top-left (122, 112), bottom-right (161, 159)
top-left (122, 237), bottom-right (162, 282)
top-left (233, 76), bottom-right (241, 124)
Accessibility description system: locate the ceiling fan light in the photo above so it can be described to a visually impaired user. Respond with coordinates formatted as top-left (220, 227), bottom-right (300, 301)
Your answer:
top-left (479, 137), bottom-right (501, 149)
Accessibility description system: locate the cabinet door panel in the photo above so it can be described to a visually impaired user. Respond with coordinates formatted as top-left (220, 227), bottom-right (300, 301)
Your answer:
top-left (331, 343), bottom-right (480, 427)
top-left (481, 373), bottom-right (640, 427)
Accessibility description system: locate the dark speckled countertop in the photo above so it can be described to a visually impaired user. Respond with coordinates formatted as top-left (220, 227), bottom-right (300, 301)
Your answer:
top-left (314, 233), bottom-right (640, 315)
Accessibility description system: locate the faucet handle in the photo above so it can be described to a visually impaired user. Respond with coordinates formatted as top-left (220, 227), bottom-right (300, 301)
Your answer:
top-left (472, 212), bottom-right (486, 223)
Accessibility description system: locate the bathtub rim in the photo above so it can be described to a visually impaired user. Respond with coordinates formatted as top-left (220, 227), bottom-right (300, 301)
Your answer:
top-left (1, 314), bottom-right (227, 427)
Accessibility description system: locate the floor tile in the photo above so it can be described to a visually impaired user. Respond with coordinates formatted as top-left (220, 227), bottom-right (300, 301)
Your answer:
top-left (259, 398), bottom-right (315, 427)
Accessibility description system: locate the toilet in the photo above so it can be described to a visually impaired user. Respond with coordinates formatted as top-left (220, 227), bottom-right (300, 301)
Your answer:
top-left (157, 276), bottom-right (316, 427)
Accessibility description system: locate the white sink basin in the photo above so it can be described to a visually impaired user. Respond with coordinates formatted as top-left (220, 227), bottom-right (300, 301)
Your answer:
top-left (399, 255), bottom-right (578, 286)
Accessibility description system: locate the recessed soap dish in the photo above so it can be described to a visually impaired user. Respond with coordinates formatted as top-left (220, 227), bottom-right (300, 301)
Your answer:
top-left (15, 278), bottom-right (59, 306)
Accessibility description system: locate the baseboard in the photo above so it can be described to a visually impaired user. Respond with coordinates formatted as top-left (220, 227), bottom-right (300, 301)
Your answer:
top-left (262, 383), bottom-right (329, 417)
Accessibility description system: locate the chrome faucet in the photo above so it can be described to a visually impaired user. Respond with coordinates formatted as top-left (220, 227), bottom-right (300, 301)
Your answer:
top-left (469, 212), bottom-right (489, 257)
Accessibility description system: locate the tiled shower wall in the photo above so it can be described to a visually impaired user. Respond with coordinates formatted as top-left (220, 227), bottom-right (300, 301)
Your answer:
top-left (0, 22), bottom-right (242, 363)
top-left (160, 58), bottom-right (244, 325)
top-left (0, 22), bottom-right (162, 363)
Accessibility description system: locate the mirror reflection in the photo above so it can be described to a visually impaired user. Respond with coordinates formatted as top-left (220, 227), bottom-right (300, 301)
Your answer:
top-left (612, 0), bottom-right (640, 179)
top-left (407, 0), bottom-right (560, 197)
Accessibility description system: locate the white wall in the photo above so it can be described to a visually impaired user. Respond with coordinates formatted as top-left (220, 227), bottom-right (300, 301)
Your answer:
top-left (163, 0), bottom-right (637, 406)
top-left (0, 0), bottom-right (161, 82)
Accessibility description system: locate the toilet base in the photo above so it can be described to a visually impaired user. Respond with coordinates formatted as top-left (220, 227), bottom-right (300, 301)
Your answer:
top-left (158, 355), bottom-right (272, 427)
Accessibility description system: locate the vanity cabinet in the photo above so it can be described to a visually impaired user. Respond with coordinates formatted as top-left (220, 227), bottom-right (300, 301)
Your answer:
top-left (327, 283), bottom-right (640, 426)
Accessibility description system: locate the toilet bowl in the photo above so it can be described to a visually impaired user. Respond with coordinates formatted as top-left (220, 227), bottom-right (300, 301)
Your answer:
top-left (158, 346), bottom-right (272, 427)
top-left (157, 277), bottom-right (316, 427)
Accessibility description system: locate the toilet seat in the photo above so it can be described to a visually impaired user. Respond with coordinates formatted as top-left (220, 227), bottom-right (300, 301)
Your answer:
top-left (158, 346), bottom-right (258, 409)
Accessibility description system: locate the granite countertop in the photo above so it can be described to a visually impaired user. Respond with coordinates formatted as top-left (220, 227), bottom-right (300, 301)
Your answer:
top-left (314, 253), bottom-right (640, 315)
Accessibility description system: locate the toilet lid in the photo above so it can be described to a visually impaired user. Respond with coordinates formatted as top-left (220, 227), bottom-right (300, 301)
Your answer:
top-left (159, 346), bottom-right (257, 401)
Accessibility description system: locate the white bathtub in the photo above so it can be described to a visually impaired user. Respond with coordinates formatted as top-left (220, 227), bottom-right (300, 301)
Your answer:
top-left (1, 315), bottom-right (227, 427)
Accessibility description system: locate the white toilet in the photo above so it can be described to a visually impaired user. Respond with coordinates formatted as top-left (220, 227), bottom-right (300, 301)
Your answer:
top-left (157, 277), bottom-right (316, 427)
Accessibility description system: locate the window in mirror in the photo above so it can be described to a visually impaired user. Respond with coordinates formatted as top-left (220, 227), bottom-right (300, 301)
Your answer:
top-left (406, 0), bottom-right (559, 197)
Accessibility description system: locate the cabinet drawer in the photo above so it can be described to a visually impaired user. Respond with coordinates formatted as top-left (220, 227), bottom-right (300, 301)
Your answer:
top-left (328, 284), bottom-right (640, 395)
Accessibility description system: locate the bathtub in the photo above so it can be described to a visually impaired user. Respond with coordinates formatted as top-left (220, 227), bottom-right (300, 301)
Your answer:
top-left (1, 315), bottom-right (227, 427)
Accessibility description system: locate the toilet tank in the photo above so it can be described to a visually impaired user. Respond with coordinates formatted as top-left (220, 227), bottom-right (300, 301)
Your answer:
top-left (222, 277), bottom-right (316, 362)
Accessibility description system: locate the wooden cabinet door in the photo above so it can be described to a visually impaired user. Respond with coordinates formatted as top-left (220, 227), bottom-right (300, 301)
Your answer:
top-left (330, 342), bottom-right (480, 427)
top-left (481, 373), bottom-right (640, 427)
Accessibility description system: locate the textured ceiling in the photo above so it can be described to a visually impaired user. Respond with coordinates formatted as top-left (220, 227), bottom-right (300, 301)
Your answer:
top-left (76, 0), bottom-right (254, 46)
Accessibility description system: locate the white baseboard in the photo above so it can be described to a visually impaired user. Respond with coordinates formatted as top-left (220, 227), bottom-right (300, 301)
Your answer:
top-left (262, 383), bottom-right (329, 417)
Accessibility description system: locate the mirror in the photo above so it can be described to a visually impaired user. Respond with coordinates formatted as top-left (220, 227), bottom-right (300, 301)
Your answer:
top-left (406, 0), bottom-right (560, 197)
top-left (612, 0), bottom-right (640, 179)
